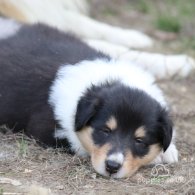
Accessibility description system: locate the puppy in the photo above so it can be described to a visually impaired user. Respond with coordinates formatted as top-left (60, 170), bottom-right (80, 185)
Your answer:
top-left (0, 20), bottom-right (178, 178)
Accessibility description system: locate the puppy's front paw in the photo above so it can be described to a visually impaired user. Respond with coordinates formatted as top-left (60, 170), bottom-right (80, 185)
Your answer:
top-left (151, 143), bottom-right (178, 164)
top-left (162, 143), bottom-right (178, 163)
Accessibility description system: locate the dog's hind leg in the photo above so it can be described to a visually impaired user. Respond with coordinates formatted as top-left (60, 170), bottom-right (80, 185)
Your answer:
top-left (0, 0), bottom-right (153, 49)
top-left (86, 39), bottom-right (195, 79)
top-left (120, 51), bottom-right (195, 79)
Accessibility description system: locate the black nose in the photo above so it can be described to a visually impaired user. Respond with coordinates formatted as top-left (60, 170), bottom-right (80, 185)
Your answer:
top-left (105, 160), bottom-right (121, 174)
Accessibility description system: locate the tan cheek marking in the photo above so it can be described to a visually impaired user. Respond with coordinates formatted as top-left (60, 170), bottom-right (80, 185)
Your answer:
top-left (91, 143), bottom-right (111, 171)
top-left (106, 116), bottom-right (117, 130)
top-left (122, 151), bottom-right (139, 177)
top-left (77, 127), bottom-right (94, 154)
top-left (135, 126), bottom-right (146, 138)
top-left (137, 144), bottom-right (161, 166)
top-left (0, 2), bottom-right (27, 22)
top-left (122, 144), bottom-right (161, 177)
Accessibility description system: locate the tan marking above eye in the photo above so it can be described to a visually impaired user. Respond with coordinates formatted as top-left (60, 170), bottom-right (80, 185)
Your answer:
top-left (134, 126), bottom-right (146, 138)
top-left (106, 116), bottom-right (117, 130)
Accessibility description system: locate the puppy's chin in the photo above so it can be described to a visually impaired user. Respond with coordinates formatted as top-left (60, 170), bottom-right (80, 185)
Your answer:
top-left (91, 154), bottom-right (138, 178)
top-left (110, 168), bottom-right (138, 179)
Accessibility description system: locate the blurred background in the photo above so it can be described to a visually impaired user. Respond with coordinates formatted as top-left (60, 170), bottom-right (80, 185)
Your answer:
top-left (90, 0), bottom-right (195, 57)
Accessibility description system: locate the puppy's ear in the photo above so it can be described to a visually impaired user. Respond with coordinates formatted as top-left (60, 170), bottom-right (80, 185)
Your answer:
top-left (75, 96), bottom-right (101, 131)
top-left (158, 109), bottom-right (173, 152)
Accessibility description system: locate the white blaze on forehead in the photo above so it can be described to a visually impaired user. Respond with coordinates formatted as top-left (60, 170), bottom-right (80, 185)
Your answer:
top-left (0, 18), bottom-right (21, 40)
top-left (107, 153), bottom-right (124, 164)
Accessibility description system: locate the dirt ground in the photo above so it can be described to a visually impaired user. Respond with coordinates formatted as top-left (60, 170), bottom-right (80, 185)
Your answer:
top-left (0, 1), bottom-right (195, 194)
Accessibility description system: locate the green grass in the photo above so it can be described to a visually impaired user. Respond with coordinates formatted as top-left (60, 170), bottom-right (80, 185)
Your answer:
top-left (132, 0), bottom-right (195, 33)
top-left (181, 37), bottom-right (195, 56)
top-left (0, 188), bottom-right (3, 195)
top-left (102, 7), bottom-right (118, 17)
top-left (150, 0), bottom-right (189, 33)
top-left (155, 16), bottom-right (181, 32)
top-left (136, 0), bottom-right (149, 13)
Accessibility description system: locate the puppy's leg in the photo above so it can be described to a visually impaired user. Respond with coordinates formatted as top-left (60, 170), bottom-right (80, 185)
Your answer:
top-left (151, 129), bottom-right (178, 164)
top-left (151, 143), bottom-right (178, 164)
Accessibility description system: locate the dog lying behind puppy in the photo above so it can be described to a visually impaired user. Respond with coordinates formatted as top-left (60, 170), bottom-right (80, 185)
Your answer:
top-left (0, 0), bottom-right (194, 79)
top-left (0, 0), bottom-right (153, 48)
top-left (0, 18), bottom-right (178, 178)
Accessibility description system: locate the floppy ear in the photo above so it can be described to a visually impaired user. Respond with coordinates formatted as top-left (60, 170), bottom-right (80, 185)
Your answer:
top-left (75, 96), bottom-right (101, 131)
top-left (158, 109), bottom-right (173, 152)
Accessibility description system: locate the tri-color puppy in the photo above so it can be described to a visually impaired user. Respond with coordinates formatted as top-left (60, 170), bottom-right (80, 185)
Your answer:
top-left (0, 18), bottom-right (178, 178)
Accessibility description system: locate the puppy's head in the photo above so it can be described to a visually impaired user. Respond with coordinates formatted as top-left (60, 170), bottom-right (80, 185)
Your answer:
top-left (75, 82), bottom-right (172, 178)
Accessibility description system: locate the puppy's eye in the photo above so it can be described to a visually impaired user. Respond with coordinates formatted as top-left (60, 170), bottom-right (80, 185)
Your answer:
top-left (135, 138), bottom-right (148, 148)
top-left (135, 138), bottom-right (144, 144)
top-left (101, 127), bottom-right (112, 135)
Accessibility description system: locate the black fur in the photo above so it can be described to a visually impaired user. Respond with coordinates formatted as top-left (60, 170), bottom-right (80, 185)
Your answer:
top-left (0, 23), bottom-right (108, 149)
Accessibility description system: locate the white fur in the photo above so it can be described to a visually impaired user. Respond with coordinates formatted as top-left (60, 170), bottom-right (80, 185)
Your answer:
top-left (86, 40), bottom-right (195, 79)
top-left (54, 0), bottom-right (89, 15)
top-left (0, 18), bottom-right (21, 40)
top-left (107, 153), bottom-right (124, 164)
top-left (0, 0), bottom-right (152, 48)
top-left (85, 39), bottom-right (129, 58)
top-left (151, 144), bottom-right (178, 164)
top-left (49, 58), bottom-right (167, 156)
top-left (121, 52), bottom-right (195, 79)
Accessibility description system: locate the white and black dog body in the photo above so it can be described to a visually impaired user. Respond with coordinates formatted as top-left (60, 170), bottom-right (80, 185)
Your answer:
top-left (0, 21), bottom-right (178, 178)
